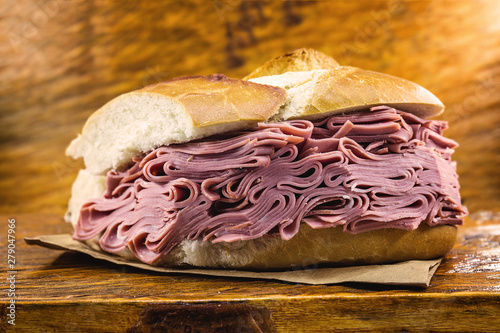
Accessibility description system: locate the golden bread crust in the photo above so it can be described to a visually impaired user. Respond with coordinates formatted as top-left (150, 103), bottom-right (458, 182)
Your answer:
top-left (246, 48), bottom-right (444, 119)
top-left (307, 67), bottom-right (444, 119)
top-left (244, 48), bottom-right (340, 80)
top-left (157, 224), bottom-right (457, 270)
top-left (139, 74), bottom-right (287, 127)
top-left (84, 223), bottom-right (456, 270)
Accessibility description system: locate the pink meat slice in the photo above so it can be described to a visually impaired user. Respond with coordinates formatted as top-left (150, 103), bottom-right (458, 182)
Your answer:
top-left (74, 106), bottom-right (467, 264)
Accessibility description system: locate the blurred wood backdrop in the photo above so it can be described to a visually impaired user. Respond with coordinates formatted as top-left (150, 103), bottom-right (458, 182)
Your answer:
top-left (1, 0), bottom-right (499, 219)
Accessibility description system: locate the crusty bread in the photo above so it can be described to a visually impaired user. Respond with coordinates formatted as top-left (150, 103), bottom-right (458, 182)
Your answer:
top-left (66, 50), bottom-right (443, 175)
top-left (246, 48), bottom-right (443, 120)
top-left (243, 48), bottom-right (340, 80)
top-left (166, 224), bottom-right (457, 270)
top-left (82, 223), bottom-right (456, 270)
top-left (249, 67), bottom-right (444, 121)
top-left (66, 49), bottom-right (454, 269)
top-left (66, 75), bottom-right (286, 175)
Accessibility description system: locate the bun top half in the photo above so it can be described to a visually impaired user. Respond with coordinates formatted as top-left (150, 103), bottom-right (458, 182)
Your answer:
top-left (66, 75), bottom-right (286, 174)
top-left (67, 48), bottom-right (444, 175)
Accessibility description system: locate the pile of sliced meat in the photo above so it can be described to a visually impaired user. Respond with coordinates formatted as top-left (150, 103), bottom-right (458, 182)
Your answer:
top-left (74, 106), bottom-right (467, 264)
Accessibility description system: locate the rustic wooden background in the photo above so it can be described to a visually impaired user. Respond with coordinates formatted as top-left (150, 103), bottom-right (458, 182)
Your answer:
top-left (1, 0), bottom-right (499, 218)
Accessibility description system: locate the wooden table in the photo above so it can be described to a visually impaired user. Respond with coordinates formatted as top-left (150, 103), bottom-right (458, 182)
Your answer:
top-left (1, 213), bottom-right (499, 332)
top-left (2, 1), bottom-right (500, 331)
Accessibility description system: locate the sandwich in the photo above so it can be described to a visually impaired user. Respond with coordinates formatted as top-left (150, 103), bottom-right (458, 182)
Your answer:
top-left (65, 49), bottom-right (467, 270)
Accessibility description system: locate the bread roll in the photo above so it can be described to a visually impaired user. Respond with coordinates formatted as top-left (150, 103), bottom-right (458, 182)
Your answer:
top-left (243, 48), bottom-right (340, 80)
top-left (250, 67), bottom-right (444, 121)
top-left (66, 75), bottom-right (286, 174)
top-left (66, 49), bottom-right (459, 270)
top-left (82, 223), bottom-right (457, 270)
top-left (66, 50), bottom-right (443, 175)
top-left (162, 224), bottom-right (457, 270)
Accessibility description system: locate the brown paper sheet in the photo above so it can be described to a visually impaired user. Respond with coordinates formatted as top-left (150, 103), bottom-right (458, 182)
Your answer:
top-left (25, 234), bottom-right (442, 287)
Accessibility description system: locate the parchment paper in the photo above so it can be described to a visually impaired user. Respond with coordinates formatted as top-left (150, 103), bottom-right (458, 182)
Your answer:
top-left (25, 234), bottom-right (442, 287)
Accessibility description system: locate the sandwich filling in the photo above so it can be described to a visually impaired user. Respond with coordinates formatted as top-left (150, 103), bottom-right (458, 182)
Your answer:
top-left (74, 106), bottom-right (467, 264)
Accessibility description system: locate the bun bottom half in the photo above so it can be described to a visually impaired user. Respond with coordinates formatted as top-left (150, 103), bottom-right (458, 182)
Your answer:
top-left (85, 223), bottom-right (457, 271)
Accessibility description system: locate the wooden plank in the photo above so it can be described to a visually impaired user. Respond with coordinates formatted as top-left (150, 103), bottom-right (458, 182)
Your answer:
top-left (1, 213), bottom-right (499, 331)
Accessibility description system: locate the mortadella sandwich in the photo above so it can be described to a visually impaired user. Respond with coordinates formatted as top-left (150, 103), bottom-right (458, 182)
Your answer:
top-left (65, 49), bottom-right (467, 270)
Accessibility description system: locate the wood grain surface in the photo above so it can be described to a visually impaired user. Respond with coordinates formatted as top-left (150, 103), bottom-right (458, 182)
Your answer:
top-left (1, 213), bottom-right (499, 332)
top-left (1, 0), bottom-right (500, 331)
